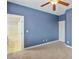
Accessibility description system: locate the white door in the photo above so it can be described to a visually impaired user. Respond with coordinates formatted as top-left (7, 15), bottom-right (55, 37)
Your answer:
top-left (7, 14), bottom-right (24, 54)
top-left (59, 21), bottom-right (65, 42)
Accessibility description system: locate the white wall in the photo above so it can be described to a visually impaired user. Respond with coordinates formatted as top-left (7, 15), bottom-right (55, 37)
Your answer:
top-left (59, 21), bottom-right (65, 42)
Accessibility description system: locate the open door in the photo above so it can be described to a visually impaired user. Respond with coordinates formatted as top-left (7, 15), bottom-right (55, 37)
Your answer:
top-left (7, 14), bottom-right (24, 54)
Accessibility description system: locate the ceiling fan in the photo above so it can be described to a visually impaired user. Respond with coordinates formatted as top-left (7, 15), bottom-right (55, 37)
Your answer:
top-left (41, 0), bottom-right (69, 11)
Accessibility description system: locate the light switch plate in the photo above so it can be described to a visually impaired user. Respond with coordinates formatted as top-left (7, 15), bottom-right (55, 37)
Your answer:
top-left (26, 30), bottom-right (29, 32)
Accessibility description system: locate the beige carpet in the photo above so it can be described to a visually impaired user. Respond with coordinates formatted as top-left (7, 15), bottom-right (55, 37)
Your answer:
top-left (7, 41), bottom-right (72, 59)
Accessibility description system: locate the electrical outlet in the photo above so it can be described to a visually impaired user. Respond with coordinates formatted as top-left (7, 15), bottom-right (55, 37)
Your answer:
top-left (46, 40), bottom-right (47, 42)
top-left (43, 40), bottom-right (45, 42)
top-left (26, 30), bottom-right (29, 33)
top-left (67, 41), bottom-right (70, 44)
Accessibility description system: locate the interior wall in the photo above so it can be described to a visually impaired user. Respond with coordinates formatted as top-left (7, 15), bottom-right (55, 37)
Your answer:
top-left (59, 14), bottom-right (66, 21)
top-left (65, 9), bottom-right (72, 46)
top-left (59, 8), bottom-right (72, 46)
top-left (7, 2), bottom-right (59, 47)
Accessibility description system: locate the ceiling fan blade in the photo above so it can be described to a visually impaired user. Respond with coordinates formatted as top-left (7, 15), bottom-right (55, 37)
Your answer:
top-left (53, 4), bottom-right (56, 11)
top-left (58, 1), bottom-right (69, 6)
top-left (41, 2), bottom-right (50, 7)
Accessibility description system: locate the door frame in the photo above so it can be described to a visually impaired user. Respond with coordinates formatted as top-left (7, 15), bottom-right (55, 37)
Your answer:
top-left (7, 14), bottom-right (24, 49)
top-left (59, 20), bottom-right (65, 42)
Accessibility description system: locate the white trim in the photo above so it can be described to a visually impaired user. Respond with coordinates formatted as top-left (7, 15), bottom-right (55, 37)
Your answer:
top-left (18, 16), bottom-right (24, 49)
top-left (8, 14), bottom-right (24, 17)
top-left (64, 44), bottom-right (72, 48)
top-left (25, 40), bottom-right (59, 49)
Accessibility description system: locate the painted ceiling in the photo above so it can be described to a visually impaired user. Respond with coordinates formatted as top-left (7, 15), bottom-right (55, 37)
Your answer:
top-left (7, 0), bottom-right (72, 15)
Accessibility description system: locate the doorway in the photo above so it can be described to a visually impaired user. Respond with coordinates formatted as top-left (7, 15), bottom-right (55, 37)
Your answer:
top-left (59, 21), bottom-right (65, 42)
top-left (7, 14), bottom-right (24, 54)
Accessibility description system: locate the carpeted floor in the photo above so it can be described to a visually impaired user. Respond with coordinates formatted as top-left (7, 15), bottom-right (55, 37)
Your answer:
top-left (7, 41), bottom-right (72, 59)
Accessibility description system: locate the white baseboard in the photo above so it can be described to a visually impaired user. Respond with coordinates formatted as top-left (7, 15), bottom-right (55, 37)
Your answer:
top-left (59, 40), bottom-right (72, 48)
top-left (24, 40), bottom-right (72, 49)
top-left (25, 40), bottom-right (59, 49)
top-left (65, 44), bottom-right (72, 48)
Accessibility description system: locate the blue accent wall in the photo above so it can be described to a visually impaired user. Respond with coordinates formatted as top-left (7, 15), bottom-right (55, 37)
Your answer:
top-left (65, 9), bottom-right (72, 46)
top-left (59, 14), bottom-right (66, 21)
top-left (7, 2), bottom-right (59, 47)
top-left (59, 9), bottom-right (72, 46)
